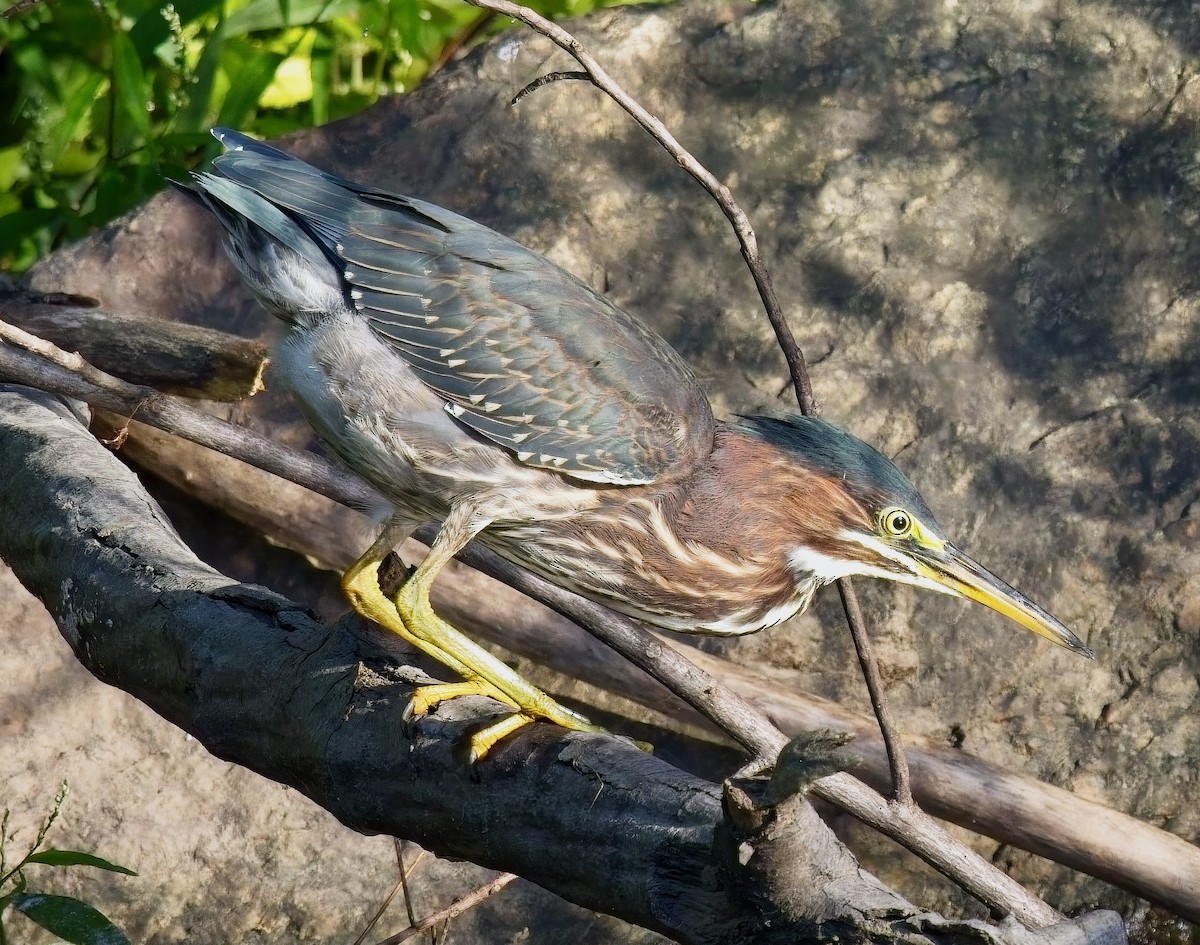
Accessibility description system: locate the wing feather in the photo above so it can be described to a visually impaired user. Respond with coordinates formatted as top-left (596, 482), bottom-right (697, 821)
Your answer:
top-left (204, 128), bottom-right (715, 484)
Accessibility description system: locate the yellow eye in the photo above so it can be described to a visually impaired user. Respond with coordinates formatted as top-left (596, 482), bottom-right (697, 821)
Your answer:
top-left (881, 507), bottom-right (913, 538)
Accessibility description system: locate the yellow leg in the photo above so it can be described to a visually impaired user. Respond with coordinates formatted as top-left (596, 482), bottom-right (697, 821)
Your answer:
top-left (342, 520), bottom-right (475, 678)
top-left (342, 512), bottom-right (606, 759)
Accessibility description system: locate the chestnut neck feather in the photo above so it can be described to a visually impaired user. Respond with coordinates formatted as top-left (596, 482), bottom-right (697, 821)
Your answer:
top-left (489, 422), bottom-right (876, 635)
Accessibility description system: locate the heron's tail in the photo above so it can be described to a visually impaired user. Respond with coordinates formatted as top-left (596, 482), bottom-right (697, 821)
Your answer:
top-left (174, 128), bottom-right (352, 324)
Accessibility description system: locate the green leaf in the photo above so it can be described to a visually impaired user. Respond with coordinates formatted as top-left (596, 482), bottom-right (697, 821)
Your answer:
top-left (10, 892), bottom-right (132, 945)
top-left (0, 207), bottom-right (59, 270)
top-left (128, 0), bottom-right (225, 55)
top-left (216, 48), bottom-right (285, 127)
top-left (110, 31), bottom-right (150, 137)
top-left (0, 871), bottom-right (28, 898)
top-left (0, 145), bottom-right (27, 191)
top-left (224, 0), bottom-right (353, 36)
top-left (175, 15), bottom-right (225, 132)
top-left (25, 850), bottom-right (137, 876)
top-left (309, 32), bottom-right (331, 126)
top-left (40, 71), bottom-right (105, 168)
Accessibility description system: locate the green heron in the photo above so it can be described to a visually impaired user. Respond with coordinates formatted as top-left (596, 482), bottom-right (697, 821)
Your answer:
top-left (183, 128), bottom-right (1092, 758)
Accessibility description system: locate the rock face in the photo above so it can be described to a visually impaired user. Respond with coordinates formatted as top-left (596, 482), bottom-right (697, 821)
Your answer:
top-left (10, 0), bottom-right (1199, 934)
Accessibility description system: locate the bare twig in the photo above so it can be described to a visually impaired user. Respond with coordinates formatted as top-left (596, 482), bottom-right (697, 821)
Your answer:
top-left (374, 873), bottom-right (518, 945)
top-left (0, 325), bottom-right (1061, 927)
top-left (352, 842), bottom-right (430, 945)
top-left (396, 841), bottom-right (422, 932)
top-left (837, 580), bottom-right (912, 806)
top-left (1, 0), bottom-right (50, 19)
top-left (463, 0), bottom-right (913, 810)
top-left (510, 70), bottom-right (589, 105)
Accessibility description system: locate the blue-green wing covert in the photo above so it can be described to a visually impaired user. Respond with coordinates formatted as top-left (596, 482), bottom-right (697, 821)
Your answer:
top-left (206, 129), bottom-right (714, 486)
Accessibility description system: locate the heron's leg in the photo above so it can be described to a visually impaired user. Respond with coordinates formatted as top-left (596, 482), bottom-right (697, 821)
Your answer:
top-left (395, 504), bottom-right (607, 758)
top-left (342, 511), bottom-right (605, 760)
top-left (343, 518), bottom-right (519, 711)
top-left (341, 518), bottom-right (479, 680)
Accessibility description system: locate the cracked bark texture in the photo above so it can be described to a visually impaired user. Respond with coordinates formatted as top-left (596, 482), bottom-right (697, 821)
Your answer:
top-left (0, 385), bottom-right (1127, 945)
top-left (5, 0), bottom-right (1199, 936)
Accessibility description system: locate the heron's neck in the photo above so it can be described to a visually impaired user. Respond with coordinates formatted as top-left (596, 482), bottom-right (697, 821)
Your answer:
top-left (490, 424), bottom-right (836, 636)
top-left (619, 423), bottom-right (829, 633)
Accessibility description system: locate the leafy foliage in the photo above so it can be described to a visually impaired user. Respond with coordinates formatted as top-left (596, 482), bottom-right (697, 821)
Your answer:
top-left (0, 782), bottom-right (137, 945)
top-left (0, 0), bottom-right (658, 274)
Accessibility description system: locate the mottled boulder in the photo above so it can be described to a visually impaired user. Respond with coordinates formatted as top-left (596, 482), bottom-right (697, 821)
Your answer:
top-left (11, 0), bottom-right (1198, 933)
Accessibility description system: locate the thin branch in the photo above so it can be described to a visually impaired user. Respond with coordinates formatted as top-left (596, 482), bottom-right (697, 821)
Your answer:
top-left (396, 842), bottom-right (422, 932)
top-left (463, 0), bottom-right (912, 808)
top-left (351, 842), bottom-right (430, 945)
top-left (374, 874), bottom-right (518, 945)
top-left (354, 880), bottom-right (404, 945)
top-left (467, 0), bottom-right (813, 411)
top-left (0, 325), bottom-right (1061, 927)
top-left (510, 70), bottom-right (589, 105)
top-left (837, 580), bottom-right (912, 806)
top-left (1, 0), bottom-right (50, 19)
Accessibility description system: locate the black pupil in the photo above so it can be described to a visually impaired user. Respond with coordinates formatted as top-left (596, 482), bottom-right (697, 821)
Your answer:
top-left (890, 513), bottom-right (909, 533)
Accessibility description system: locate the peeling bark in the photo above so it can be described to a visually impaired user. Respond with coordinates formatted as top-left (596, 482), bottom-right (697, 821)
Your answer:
top-left (0, 386), bottom-right (1125, 945)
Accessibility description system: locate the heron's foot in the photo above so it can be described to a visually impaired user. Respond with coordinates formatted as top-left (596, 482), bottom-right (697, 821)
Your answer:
top-left (393, 580), bottom-right (611, 740)
top-left (469, 713), bottom-right (536, 762)
top-left (344, 541), bottom-right (614, 759)
top-left (406, 682), bottom-right (530, 762)
top-left (406, 679), bottom-right (521, 718)
top-left (467, 704), bottom-right (617, 761)
top-left (408, 679), bottom-right (610, 761)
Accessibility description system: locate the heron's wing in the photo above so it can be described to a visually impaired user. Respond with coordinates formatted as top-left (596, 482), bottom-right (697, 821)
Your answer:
top-left (208, 130), bottom-right (715, 485)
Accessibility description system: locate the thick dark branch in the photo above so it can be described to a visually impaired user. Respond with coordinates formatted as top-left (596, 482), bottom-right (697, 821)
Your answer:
top-left (0, 330), bottom-right (1059, 927)
top-left (0, 384), bottom-right (1123, 945)
top-left (97, 411), bottom-right (1200, 926)
top-left (0, 384), bottom-right (743, 943)
top-left (0, 292), bottom-right (268, 401)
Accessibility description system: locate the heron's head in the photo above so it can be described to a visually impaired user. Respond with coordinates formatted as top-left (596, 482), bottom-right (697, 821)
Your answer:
top-left (740, 415), bottom-right (1093, 658)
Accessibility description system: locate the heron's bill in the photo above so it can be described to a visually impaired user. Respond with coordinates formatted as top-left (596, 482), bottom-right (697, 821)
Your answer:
top-left (913, 543), bottom-right (1095, 659)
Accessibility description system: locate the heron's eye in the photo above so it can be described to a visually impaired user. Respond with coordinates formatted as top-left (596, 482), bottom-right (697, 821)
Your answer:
top-left (880, 507), bottom-right (913, 538)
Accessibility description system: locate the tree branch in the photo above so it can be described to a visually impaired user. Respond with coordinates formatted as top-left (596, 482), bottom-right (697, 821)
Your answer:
top-left (0, 325), bottom-right (1060, 927)
top-left (0, 290), bottom-right (268, 401)
top-left (376, 873), bottom-right (518, 945)
top-left (0, 382), bottom-right (1123, 945)
top-left (85, 406), bottom-right (1200, 926)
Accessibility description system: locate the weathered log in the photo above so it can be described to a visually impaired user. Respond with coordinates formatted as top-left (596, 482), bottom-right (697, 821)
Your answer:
top-left (0, 290), bottom-right (267, 401)
top-left (0, 383), bottom-right (1125, 945)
